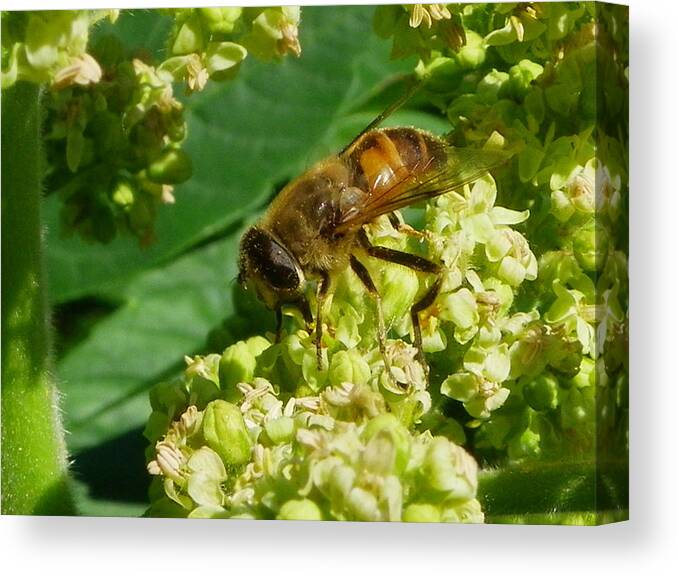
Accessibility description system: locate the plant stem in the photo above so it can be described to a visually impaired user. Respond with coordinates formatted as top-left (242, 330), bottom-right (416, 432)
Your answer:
top-left (1, 82), bottom-right (76, 515)
top-left (478, 458), bottom-right (628, 524)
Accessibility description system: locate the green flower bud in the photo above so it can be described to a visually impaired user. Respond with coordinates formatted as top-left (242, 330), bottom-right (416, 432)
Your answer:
top-left (545, 57), bottom-right (583, 116)
top-left (551, 189), bottom-right (576, 222)
top-left (202, 400), bottom-right (252, 466)
top-left (326, 462), bottom-right (356, 503)
top-left (465, 387), bottom-right (510, 419)
top-left (219, 336), bottom-right (270, 393)
top-left (560, 385), bottom-right (595, 431)
top-left (149, 379), bottom-right (189, 414)
top-left (328, 349), bottom-right (371, 386)
top-left (277, 499), bottom-right (323, 521)
top-left (441, 372), bottom-right (478, 403)
top-left (301, 348), bottom-right (329, 392)
top-left (508, 59), bottom-right (544, 98)
top-left (419, 56), bottom-right (462, 92)
top-left (482, 344), bottom-right (511, 383)
top-left (546, 3), bottom-right (586, 40)
top-left (380, 475), bottom-right (403, 521)
top-left (550, 159), bottom-right (596, 222)
top-left (498, 255), bottom-right (527, 286)
top-left (346, 487), bottom-right (380, 522)
top-left (285, 331), bottom-right (307, 365)
top-left (205, 42), bottom-right (247, 79)
top-left (242, 7), bottom-right (302, 60)
top-left (185, 354), bottom-right (221, 387)
top-left (157, 54), bottom-right (190, 83)
top-left (457, 31), bottom-right (485, 70)
top-left (438, 288), bottom-right (479, 331)
top-left (25, 14), bottom-right (62, 71)
top-left (333, 304), bottom-right (361, 348)
top-left (568, 357), bottom-right (595, 389)
top-left (147, 148), bottom-right (192, 184)
top-left (264, 416), bottom-right (295, 445)
top-left (572, 220), bottom-right (610, 272)
top-left (111, 178), bottom-right (135, 208)
top-left (423, 437), bottom-right (477, 500)
top-left (362, 414), bottom-right (411, 475)
top-left (199, 7), bottom-right (243, 34)
top-left (477, 69), bottom-right (510, 102)
top-left (403, 503), bottom-right (441, 522)
top-left (522, 372), bottom-right (559, 411)
top-left (247, 335), bottom-right (271, 357)
top-left (172, 14), bottom-right (206, 55)
top-left (486, 230), bottom-right (512, 262)
top-left (362, 432), bottom-right (398, 476)
top-left (544, 282), bottom-right (581, 324)
top-left (507, 425), bottom-right (541, 459)
top-left (550, 157), bottom-right (581, 193)
top-left (485, 18), bottom-right (519, 46)
top-left (186, 447), bottom-right (227, 507)
top-left (381, 264), bottom-right (420, 324)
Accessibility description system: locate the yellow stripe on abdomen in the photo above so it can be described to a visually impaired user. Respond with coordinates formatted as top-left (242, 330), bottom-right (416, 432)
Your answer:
top-left (358, 132), bottom-right (406, 193)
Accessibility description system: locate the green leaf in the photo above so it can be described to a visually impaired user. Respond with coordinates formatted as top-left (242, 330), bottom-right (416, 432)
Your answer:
top-left (58, 232), bottom-right (241, 453)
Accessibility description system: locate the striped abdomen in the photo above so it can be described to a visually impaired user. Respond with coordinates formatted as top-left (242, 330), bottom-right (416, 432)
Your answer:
top-left (344, 128), bottom-right (447, 196)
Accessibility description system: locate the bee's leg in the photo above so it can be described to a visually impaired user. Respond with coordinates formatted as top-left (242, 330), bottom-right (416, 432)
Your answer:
top-left (274, 307), bottom-right (283, 343)
top-left (388, 213), bottom-right (402, 230)
top-left (388, 212), bottom-right (425, 239)
top-left (349, 254), bottom-right (398, 385)
top-left (358, 228), bottom-right (441, 373)
top-left (410, 277), bottom-right (442, 374)
top-left (291, 295), bottom-right (314, 334)
top-left (315, 272), bottom-right (330, 370)
top-left (358, 228), bottom-right (439, 274)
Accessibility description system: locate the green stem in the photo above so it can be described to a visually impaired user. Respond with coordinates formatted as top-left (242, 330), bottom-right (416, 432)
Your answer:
top-left (478, 458), bottom-right (628, 524)
top-left (1, 82), bottom-right (76, 515)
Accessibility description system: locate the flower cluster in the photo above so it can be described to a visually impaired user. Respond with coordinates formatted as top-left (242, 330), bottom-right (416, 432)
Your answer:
top-left (159, 7), bottom-right (301, 93)
top-left (43, 41), bottom-right (189, 244)
top-left (372, 3), bottom-right (628, 462)
top-left (2, 8), bottom-right (302, 244)
top-left (1, 10), bottom-right (117, 89)
top-left (145, 341), bottom-right (482, 522)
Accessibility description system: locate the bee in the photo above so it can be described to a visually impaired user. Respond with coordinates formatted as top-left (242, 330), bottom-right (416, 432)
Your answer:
top-left (238, 83), bottom-right (509, 380)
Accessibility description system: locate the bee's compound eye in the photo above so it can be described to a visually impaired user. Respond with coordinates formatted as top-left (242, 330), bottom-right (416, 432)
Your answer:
top-left (241, 228), bottom-right (301, 291)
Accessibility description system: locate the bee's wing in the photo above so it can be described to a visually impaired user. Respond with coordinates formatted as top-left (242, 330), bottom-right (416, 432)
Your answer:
top-left (334, 146), bottom-right (511, 234)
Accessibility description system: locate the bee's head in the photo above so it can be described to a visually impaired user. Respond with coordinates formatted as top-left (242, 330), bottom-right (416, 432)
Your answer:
top-left (238, 227), bottom-right (305, 310)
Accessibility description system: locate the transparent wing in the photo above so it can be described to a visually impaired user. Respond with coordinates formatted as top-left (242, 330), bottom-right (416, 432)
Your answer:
top-left (334, 146), bottom-right (511, 234)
